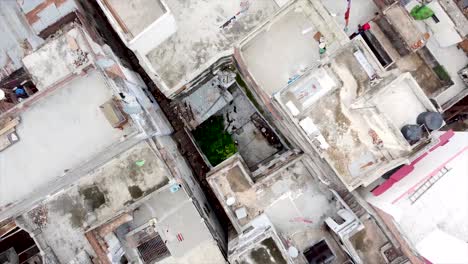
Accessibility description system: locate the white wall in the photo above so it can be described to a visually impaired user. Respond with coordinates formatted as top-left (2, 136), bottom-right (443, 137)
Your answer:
top-left (129, 13), bottom-right (177, 56)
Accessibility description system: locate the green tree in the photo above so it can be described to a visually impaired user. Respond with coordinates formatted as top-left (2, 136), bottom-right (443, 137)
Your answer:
top-left (193, 115), bottom-right (237, 166)
top-left (410, 5), bottom-right (434, 20)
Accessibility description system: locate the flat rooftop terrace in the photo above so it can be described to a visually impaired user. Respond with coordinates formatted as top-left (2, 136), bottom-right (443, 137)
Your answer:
top-left (238, 0), bottom-right (348, 96)
top-left (20, 141), bottom-right (170, 263)
top-left (322, 0), bottom-right (379, 36)
top-left (0, 70), bottom-right (134, 208)
top-left (104, 0), bottom-right (166, 39)
top-left (208, 155), bottom-right (348, 259)
top-left (276, 41), bottom-right (438, 190)
top-left (145, 0), bottom-right (280, 94)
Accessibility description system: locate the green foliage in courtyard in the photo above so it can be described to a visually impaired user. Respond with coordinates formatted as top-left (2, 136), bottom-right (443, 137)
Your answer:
top-left (410, 5), bottom-right (434, 20)
top-left (433, 65), bottom-right (451, 82)
top-left (193, 115), bottom-right (237, 166)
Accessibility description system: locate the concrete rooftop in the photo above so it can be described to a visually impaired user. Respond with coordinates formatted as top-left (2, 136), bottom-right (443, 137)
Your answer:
top-left (22, 27), bottom-right (94, 90)
top-left (104, 0), bottom-right (166, 39)
top-left (276, 40), bottom-right (438, 190)
top-left (207, 154), bottom-right (348, 259)
top-left (322, 0), bottom-right (379, 36)
top-left (113, 187), bottom-right (224, 264)
top-left (0, 1), bottom-right (43, 81)
top-left (0, 69), bottom-right (134, 209)
top-left (238, 0), bottom-right (348, 97)
top-left (20, 141), bottom-right (170, 263)
top-left (383, 4), bottom-right (425, 52)
top-left (145, 0), bottom-right (280, 95)
top-left (364, 131), bottom-right (468, 263)
top-left (402, 1), bottom-right (468, 109)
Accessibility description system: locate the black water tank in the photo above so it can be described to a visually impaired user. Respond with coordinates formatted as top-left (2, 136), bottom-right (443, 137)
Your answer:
top-left (417, 112), bottom-right (443, 131)
top-left (401, 124), bottom-right (422, 143)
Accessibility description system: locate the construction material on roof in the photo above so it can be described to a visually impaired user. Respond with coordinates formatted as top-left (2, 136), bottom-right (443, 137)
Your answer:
top-left (100, 99), bottom-right (127, 129)
top-left (0, 117), bottom-right (20, 152)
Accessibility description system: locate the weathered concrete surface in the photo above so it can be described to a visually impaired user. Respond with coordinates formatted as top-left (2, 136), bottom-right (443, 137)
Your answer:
top-left (208, 155), bottom-right (348, 262)
top-left (372, 206), bottom-right (425, 264)
top-left (400, 1), bottom-right (468, 109)
top-left (384, 4), bottom-right (425, 51)
top-left (0, 70), bottom-right (134, 209)
top-left (322, 0), bottom-right (379, 35)
top-left (221, 86), bottom-right (282, 169)
top-left (275, 38), bottom-right (438, 190)
top-left (114, 188), bottom-right (226, 264)
top-left (106, 0), bottom-right (166, 37)
top-left (22, 27), bottom-right (93, 90)
top-left (20, 141), bottom-right (170, 263)
top-left (145, 0), bottom-right (280, 91)
top-left (240, 0), bottom-right (349, 96)
top-left (78, 0), bottom-right (233, 244)
top-left (428, 36), bottom-right (468, 108)
top-left (438, 0), bottom-right (468, 37)
top-left (349, 217), bottom-right (392, 264)
top-left (0, 1), bottom-right (43, 81)
top-left (17, 0), bottom-right (78, 34)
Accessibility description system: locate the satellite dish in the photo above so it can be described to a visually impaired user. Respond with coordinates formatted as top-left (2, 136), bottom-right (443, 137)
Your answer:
top-left (0, 89), bottom-right (5, 100)
top-left (288, 246), bottom-right (299, 258)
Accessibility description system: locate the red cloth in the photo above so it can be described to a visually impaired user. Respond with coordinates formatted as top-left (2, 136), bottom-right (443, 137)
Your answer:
top-left (362, 22), bottom-right (371, 31)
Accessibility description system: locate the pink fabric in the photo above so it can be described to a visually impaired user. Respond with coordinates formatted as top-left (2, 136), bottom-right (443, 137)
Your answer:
top-left (372, 130), bottom-right (455, 197)
top-left (430, 129), bottom-right (454, 152)
top-left (371, 178), bottom-right (396, 196)
top-left (410, 152), bottom-right (428, 166)
top-left (390, 165), bottom-right (415, 181)
top-left (392, 145), bottom-right (468, 204)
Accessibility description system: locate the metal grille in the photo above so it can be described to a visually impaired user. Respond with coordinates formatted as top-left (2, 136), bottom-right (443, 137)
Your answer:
top-left (137, 232), bottom-right (170, 263)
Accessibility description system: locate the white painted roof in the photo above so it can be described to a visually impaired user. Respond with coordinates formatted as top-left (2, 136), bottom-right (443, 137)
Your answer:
top-left (364, 132), bottom-right (468, 259)
top-left (416, 229), bottom-right (468, 264)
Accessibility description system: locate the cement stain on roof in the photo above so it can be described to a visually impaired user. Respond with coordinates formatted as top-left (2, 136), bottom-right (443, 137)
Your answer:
top-left (20, 142), bottom-right (171, 263)
top-left (49, 194), bottom-right (86, 229)
top-left (239, 237), bottom-right (287, 264)
top-left (79, 185), bottom-right (107, 211)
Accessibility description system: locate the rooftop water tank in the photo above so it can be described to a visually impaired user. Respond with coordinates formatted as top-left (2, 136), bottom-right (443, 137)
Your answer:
top-left (401, 124), bottom-right (422, 143)
top-left (417, 111), bottom-right (443, 131)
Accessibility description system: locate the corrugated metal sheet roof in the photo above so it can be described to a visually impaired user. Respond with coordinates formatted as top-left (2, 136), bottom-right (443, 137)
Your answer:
top-left (18, 0), bottom-right (78, 34)
top-left (0, 0), bottom-right (43, 81)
